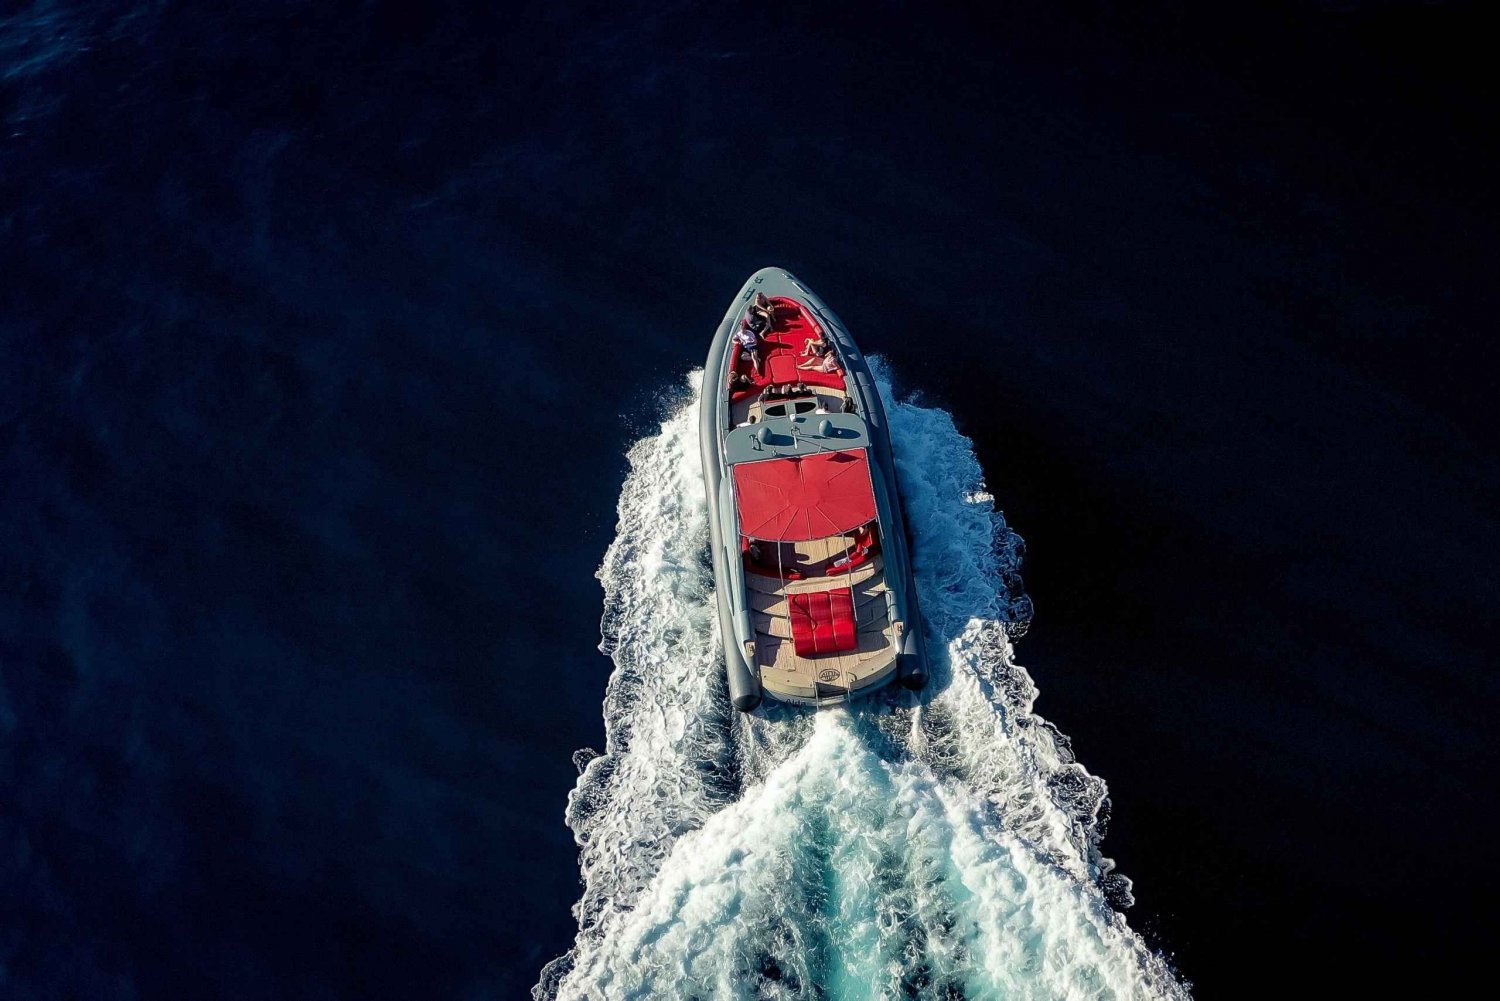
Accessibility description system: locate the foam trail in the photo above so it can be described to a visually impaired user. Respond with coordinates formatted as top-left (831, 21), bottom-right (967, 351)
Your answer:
top-left (536, 368), bottom-right (1188, 1000)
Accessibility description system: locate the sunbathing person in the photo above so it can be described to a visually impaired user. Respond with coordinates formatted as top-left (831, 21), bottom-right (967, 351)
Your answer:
top-left (798, 352), bottom-right (841, 374)
top-left (801, 332), bottom-right (832, 358)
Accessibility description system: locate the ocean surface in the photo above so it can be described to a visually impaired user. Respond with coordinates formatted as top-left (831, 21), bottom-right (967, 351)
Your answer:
top-left (2, 2), bottom-right (1496, 999)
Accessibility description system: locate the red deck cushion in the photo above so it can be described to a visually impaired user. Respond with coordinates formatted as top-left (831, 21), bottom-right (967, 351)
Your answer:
top-left (726, 297), bottom-right (847, 396)
top-left (787, 587), bottom-right (858, 657)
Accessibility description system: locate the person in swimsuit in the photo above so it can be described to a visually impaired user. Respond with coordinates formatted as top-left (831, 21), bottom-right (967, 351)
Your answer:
top-left (797, 352), bottom-right (841, 374)
top-left (801, 332), bottom-right (831, 358)
top-left (798, 330), bottom-right (839, 373)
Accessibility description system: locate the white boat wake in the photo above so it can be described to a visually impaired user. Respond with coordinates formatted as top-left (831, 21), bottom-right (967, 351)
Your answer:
top-left (535, 366), bottom-right (1189, 1000)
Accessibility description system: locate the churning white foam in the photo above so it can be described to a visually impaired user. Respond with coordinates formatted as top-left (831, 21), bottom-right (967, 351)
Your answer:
top-left (535, 366), bottom-right (1189, 1000)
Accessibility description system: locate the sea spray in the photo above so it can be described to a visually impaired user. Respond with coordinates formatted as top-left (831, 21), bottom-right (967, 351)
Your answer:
top-left (871, 365), bottom-right (1127, 903)
top-left (553, 712), bottom-right (1179, 1000)
top-left (535, 369), bottom-right (1187, 1000)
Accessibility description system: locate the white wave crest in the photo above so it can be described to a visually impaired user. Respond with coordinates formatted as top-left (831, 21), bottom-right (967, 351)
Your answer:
top-left (535, 368), bottom-right (1188, 1000)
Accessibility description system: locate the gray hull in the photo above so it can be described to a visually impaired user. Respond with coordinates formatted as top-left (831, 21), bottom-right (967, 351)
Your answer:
top-left (701, 268), bottom-right (929, 711)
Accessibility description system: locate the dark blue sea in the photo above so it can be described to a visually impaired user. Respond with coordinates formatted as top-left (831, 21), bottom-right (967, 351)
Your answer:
top-left (2, 2), bottom-right (1495, 998)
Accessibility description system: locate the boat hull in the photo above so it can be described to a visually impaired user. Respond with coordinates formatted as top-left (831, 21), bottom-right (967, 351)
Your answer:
top-left (701, 268), bottom-right (928, 710)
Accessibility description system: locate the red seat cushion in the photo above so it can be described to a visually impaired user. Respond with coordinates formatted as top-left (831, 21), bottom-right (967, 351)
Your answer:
top-left (829, 548), bottom-right (868, 572)
top-left (787, 587), bottom-right (858, 657)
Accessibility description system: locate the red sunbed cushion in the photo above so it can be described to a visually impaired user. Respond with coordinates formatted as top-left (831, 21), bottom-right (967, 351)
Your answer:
top-left (725, 298), bottom-right (847, 396)
top-left (787, 587), bottom-right (857, 657)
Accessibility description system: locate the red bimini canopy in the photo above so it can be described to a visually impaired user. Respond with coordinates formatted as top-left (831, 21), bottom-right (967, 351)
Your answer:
top-left (733, 449), bottom-right (877, 542)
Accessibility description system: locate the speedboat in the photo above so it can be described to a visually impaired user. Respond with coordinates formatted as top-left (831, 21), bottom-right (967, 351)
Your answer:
top-left (701, 268), bottom-right (928, 710)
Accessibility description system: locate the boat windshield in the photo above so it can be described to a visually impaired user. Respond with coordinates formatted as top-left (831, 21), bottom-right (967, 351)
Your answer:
top-left (761, 398), bottom-right (820, 419)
